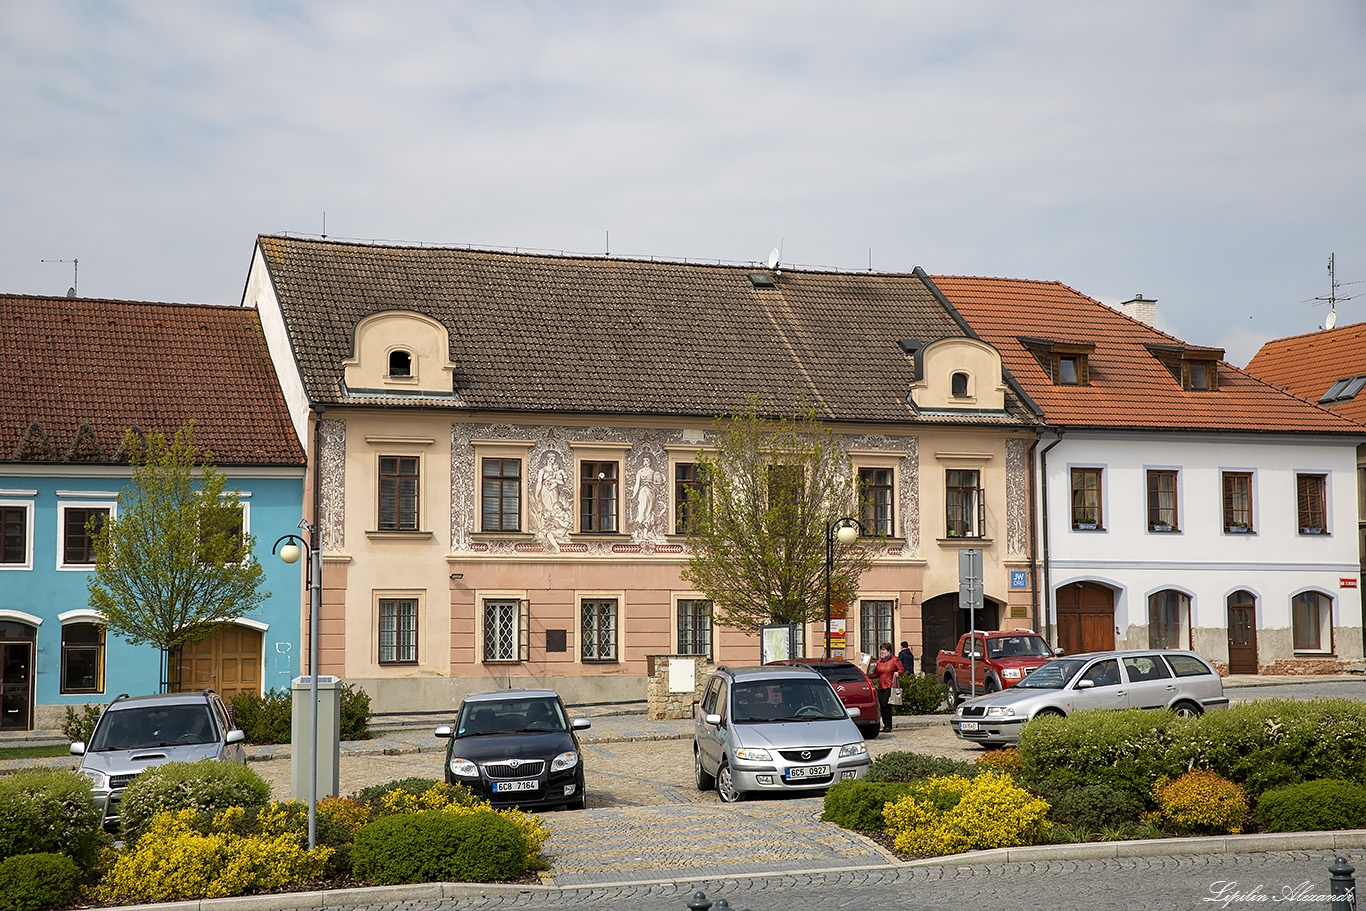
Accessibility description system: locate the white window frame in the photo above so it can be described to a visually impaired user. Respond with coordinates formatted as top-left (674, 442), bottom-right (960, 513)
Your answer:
top-left (55, 497), bottom-right (117, 571)
top-left (1294, 471), bottom-right (1332, 536)
top-left (850, 451), bottom-right (900, 539)
top-left (0, 495), bottom-right (35, 571)
top-left (375, 590), bottom-right (423, 666)
top-left (1067, 463), bottom-right (1106, 532)
top-left (570, 443), bottom-right (631, 535)
top-left (480, 592), bottom-right (530, 663)
top-left (857, 594), bottom-right (898, 656)
top-left (470, 440), bottom-right (534, 536)
top-left (673, 594), bottom-right (713, 657)
top-left (1143, 466), bottom-right (1182, 533)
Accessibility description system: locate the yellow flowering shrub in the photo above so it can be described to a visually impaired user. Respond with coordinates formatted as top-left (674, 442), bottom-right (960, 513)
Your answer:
top-left (1151, 770), bottom-right (1248, 834)
top-left (95, 807), bottom-right (333, 903)
top-left (379, 785), bottom-right (551, 858)
top-left (883, 772), bottom-right (1051, 855)
top-left (318, 796), bottom-right (371, 839)
top-left (976, 747), bottom-right (1023, 774)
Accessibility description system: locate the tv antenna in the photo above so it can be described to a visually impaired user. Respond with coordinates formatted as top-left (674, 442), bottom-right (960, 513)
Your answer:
top-left (1306, 253), bottom-right (1365, 329)
top-left (41, 258), bottom-right (78, 297)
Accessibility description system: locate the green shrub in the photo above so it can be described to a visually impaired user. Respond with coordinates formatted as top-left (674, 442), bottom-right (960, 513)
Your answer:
top-left (864, 750), bottom-right (980, 783)
top-left (349, 778), bottom-right (450, 813)
top-left (1151, 770), bottom-right (1248, 835)
top-left (118, 760), bottom-right (270, 844)
top-left (0, 853), bottom-right (82, 911)
top-left (339, 683), bottom-right (372, 741)
top-left (893, 673), bottom-right (950, 715)
top-left (1018, 708), bottom-right (1180, 801)
top-left (883, 771), bottom-right (1051, 855)
top-left (0, 770), bottom-right (108, 873)
top-left (821, 780), bottom-right (925, 830)
top-left (351, 810), bottom-right (527, 884)
top-left (230, 683), bottom-right (371, 744)
top-left (60, 704), bottom-right (102, 746)
top-left (1256, 779), bottom-right (1366, 833)
top-left (1045, 783), bottom-right (1144, 830)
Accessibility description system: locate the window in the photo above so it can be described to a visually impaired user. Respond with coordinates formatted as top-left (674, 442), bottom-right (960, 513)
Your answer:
top-left (1057, 356), bottom-right (1081, 385)
top-left (677, 598), bottom-right (711, 656)
top-left (1297, 474), bottom-right (1328, 534)
top-left (767, 464), bottom-right (805, 535)
top-left (581, 598), bottom-right (618, 661)
top-left (63, 507), bottom-right (108, 565)
top-left (1187, 361), bottom-right (1215, 391)
top-left (388, 350), bottom-right (412, 377)
top-left (61, 623), bottom-right (104, 694)
top-left (1070, 468), bottom-right (1102, 529)
top-left (1147, 470), bottom-right (1179, 531)
top-left (1320, 375), bottom-right (1366, 404)
top-left (1, 505), bottom-right (28, 565)
top-left (859, 600), bottom-right (894, 654)
top-left (483, 598), bottom-right (529, 662)
top-left (951, 372), bottom-right (969, 397)
top-left (481, 459), bottom-right (522, 532)
top-left (378, 598), bottom-right (418, 663)
top-left (674, 462), bottom-right (710, 535)
top-left (1025, 341), bottom-right (1092, 385)
top-left (1079, 658), bottom-right (1120, 687)
top-left (199, 502), bottom-right (245, 563)
top-left (378, 456), bottom-right (419, 530)
top-left (858, 468), bottom-right (894, 536)
top-left (1222, 472), bottom-right (1253, 532)
top-left (580, 462), bottom-right (618, 532)
top-left (1148, 590), bottom-right (1190, 649)
top-left (945, 469), bottom-right (983, 538)
top-left (1147, 345), bottom-right (1221, 391)
top-left (1293, 591), bottom-right (1330, 651)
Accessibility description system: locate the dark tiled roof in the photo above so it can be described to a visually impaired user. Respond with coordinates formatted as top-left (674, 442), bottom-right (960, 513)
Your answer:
top-left (1246, 322), bottom-right (1366, 425)
top-left (256, 235), bottom-right (1034, 427)
top-left (0, 295), bottom-right (305, 466)
top-left (930, 276), bottom-right (1364, 435)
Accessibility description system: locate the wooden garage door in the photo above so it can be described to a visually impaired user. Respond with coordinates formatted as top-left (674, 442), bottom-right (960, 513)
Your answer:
top-left (176, 625), bottom-right (262, 700)
top-left (1056, 582), bottom-right (1115, 655)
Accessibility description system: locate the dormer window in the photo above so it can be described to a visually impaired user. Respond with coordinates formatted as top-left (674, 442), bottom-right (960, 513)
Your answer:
top-left (388, 350), bottom-right (413, 378)
top-left (951, 372), bottom-right (969, 397)
top-left (1188, 361), bottom-right (1214, 391)
top-left (1020, 337), bottom-right (1093, 386)
top-left (1146, 344), bottom-right (1222, 391)
top-left (1058, 356), bottom-right (1081, 385)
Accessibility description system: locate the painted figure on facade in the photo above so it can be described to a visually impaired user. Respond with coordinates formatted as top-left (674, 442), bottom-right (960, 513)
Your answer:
top-left (633, 455), bottom-right (665, 537)
top-left (535, 457), bottom-right (572, 552)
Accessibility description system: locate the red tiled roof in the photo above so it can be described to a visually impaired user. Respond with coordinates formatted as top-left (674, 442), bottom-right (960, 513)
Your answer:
top-left (0, 295), bottom-right (304, 466)
top-left (929, 276), bottom-right (1364, 434)
top-left (1245, 322), bottom-right (1366, 425)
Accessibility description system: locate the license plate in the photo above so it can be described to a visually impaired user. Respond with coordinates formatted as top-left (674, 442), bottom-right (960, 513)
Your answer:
top-left (960, 721), bottom-right (979, 731)
top-left (493, 779), bottom-right (538, 792)
top-left (785, 764), bottom-right (831, 781)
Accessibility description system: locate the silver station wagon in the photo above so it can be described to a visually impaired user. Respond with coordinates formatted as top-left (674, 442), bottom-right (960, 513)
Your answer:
top-left (951, 649), bottom-right (1229, 746)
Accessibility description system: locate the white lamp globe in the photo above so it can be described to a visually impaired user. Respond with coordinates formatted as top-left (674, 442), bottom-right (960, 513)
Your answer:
top-left (279, 542), bottom-right (302, 565)
top-left (835, 523), bottom-right (860, 545)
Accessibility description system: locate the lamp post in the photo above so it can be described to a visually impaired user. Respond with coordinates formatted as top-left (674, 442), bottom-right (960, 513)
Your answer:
top-left (824, 516), bottom-right (866, 659)
top-left (273, 521), bottom-right (320, 849)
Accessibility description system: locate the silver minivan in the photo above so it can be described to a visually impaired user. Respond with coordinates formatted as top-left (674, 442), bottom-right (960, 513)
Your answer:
top-left (693, 664), bottom-right (871, 803)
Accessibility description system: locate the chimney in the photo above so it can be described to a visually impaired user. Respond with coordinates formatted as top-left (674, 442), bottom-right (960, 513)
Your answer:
top-left (1121, 293), bottom-right (1157, 326)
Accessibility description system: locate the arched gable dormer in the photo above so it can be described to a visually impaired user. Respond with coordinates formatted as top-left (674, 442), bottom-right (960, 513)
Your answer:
top-left (341, 310), bottom-right (457, 397)
top-left (908, 337), bottom-right (1007, 411)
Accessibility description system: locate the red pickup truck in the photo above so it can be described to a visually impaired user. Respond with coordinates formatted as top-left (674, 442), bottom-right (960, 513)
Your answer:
top-left (936, 629), bottom-right (1059, 707)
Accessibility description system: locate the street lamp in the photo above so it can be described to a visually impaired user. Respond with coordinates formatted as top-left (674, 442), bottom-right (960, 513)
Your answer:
top-left (273, 521), bottom-right (320, 849)
top-left (824, 516), bottom-right (866, 659)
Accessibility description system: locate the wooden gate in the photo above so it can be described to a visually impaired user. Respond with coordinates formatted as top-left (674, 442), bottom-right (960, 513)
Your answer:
top-left (176, 625), bottom-right (262, 699)
top-left (1055, 582), bottom-right (1115, 655)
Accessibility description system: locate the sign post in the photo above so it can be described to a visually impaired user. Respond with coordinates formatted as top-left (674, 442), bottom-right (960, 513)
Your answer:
top-left (959, 548), bottom-right (984, 698)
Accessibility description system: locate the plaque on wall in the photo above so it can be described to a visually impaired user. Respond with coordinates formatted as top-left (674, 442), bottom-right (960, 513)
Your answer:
top-left (546, 629), bottom-right (567, 652)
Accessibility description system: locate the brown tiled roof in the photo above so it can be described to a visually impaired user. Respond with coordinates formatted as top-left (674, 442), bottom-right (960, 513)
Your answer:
top-left (0, 295), bottom-right (305, 466)
top-left (929, 276), bottom-right (1364, 434)
top-left (1246, 323), bottom-right (1366, 425)
top-left (256, 236), bottom-right (1034, 426)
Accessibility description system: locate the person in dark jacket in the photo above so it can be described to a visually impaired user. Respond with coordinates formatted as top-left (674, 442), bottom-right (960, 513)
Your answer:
top-left (898, 641), bottom-right (915, 676)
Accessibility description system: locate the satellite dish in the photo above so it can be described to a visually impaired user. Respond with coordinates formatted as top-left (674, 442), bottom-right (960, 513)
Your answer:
top-left (767, 248), bottom-right (780, 271)
top-left (1327, 308), bottom-right (1338, 329)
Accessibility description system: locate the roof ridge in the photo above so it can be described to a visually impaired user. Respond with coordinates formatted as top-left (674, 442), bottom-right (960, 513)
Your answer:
top-left (0, 294), bottom-right (245, 311)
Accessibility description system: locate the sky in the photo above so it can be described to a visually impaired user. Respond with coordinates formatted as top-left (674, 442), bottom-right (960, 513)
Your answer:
top-left (2, 1), bottom-right (1364, 368)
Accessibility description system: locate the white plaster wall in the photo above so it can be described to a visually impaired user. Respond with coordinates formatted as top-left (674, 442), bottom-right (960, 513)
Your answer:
top-left (242, 248), bottom-right (310, 447)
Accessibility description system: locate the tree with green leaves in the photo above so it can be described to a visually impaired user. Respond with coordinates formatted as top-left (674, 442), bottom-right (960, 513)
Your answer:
top-left (680, 400), bottom-right (877, 638)
top-left (88, 424), bottom-right (268, 690)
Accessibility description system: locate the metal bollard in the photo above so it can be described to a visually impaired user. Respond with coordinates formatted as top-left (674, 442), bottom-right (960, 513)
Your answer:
top-left (1330, 857), bottom-right (1356, 910)
top-left (685, 892), bottom-right (751, 911)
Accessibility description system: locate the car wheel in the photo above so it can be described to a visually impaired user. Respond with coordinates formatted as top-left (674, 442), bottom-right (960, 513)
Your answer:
top-left (1172, 701), bottom-right (1204, 718)
top-left (567, 791), bottom-right (587, 810)
top-left (861, 723), bottom-right (880, 740)
top-left (984, 677), bottom-right (999, 694)
top-left (944, 677), bottom-right (960, 709)
top-left (716, 761), bottom-right (744, 803)
top-left (694, 746), bottom-right (715, 790)
top-left (1034, 707), bottom-right (1065, 719)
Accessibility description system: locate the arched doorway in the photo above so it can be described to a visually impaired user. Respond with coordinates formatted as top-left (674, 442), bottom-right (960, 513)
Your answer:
top-left (921, 592), bottom-right (1001, 663)
top-left (175, 624), bottom-right (263, 699)
top-left (1055, 581), bottom-right (1115, 655)
top-left (0, 620), bottom-right (37, 731)
top-left (1226, 591), bottom-right (1257, 674)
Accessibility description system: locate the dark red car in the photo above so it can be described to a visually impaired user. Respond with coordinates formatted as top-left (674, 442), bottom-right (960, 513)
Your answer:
top-left (766, 659), bottom-right (882, 739)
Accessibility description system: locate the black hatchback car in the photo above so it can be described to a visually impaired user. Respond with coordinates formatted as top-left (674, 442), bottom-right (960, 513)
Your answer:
top-left (435, 689), bottom-right (590, 810)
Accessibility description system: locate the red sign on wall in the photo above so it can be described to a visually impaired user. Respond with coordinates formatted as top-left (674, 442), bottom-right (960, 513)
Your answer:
top-left (1340, 578), bottom-right (1358, 589)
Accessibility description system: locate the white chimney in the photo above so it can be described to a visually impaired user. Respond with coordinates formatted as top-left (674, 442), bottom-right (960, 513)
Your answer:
top-left (1121, 293), bottom-right (1157, 326)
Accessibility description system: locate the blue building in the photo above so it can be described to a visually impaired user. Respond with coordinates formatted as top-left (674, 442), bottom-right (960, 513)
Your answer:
top-left (0, 294), bottom-right (306, 730)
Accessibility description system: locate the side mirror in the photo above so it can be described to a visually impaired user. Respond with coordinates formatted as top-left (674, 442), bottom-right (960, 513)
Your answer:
top-left (1053, 647), bottom-right (1066, 656)
top-left (571, 718), bottom-right (591, 730)
top-left (971, 651), bottom-right (985, 660)
top-left (846, 707), bottom-right (860, 719)
top-left (704, 713), bottom-right (722, 726)
top-left (225, 729), bottom-right (246, 745)
top-left (434, 725), bottom-right (453, 739)
top-left (1075, 679), bottom-right (1095, 690)
top-left (70, 742), bottom-right (86, 756)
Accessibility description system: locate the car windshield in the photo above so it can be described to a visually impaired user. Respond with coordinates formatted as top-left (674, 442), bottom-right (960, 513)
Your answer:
top-left (458, 697), bottom-right (568, 735)
top-left (732, 679), bottom-right (847, 723)
top-left (89, 704), bottom-right (218, 751)
top-left (810, 664), bottom-right (867, 684)
top-left (1012, 658), bottom-right (1088, 690)
top-left (986, 636), bottom-right (1053, 659)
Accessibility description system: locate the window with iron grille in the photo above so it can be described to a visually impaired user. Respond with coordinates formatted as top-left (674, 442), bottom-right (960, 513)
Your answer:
top-left (858, 468), bottom-right (894, 536)
top-left (379, 598), bottom-right (418, 664)
top-left (859, 600), bottom-right (893, 655)
top-left (1222, 472), bottom-right (1253, 531)
top-left (1070, 468), bottom-right (1102, 528)
top-left (580, 462), bottom-right (618, 532)
top-left (674, 463), bottom-right (710, 534)
top-left (484, 598), bottom-right (529, 662)
top-left (677, 599), bottom-right (712, 656)
top-left (481, 459), bottom-right (522, 532)
top-left (63, 507), bottom-right (108, 564)
top-left (61, 622), bottom-right (103, 694)
top-left (1, 506), bottom-right (26, 564)
top-left (1147, 470), bottom-right (1178, 530)
top-left (581, 598), bottom-right (618, 661)
top-left (378, 456), bottom-right (419, 530)
top-left (945, 470), bottom-right (983, 538)
top-left (1297, 474), bottom-right (1327, 534)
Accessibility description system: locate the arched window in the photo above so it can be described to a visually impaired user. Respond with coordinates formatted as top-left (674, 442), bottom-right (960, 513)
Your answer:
top-left (388, 350), bottom-right (412, 378)
top-left (951, 372), bottom-right (969, 397)
top-left (1292, 591), bottom-right (1331, 651)
top-left (1148, 590), bottom-right (1190, 649)
top-left (61, 622), bottom-right (104, 694)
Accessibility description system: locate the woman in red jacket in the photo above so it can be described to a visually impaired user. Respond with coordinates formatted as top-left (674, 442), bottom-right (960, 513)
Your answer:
top-left (872, 641), bottom-right (904, 733)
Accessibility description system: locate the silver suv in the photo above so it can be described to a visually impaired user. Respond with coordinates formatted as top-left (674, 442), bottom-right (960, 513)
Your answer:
top-left (694, 664), bottom-right (871, 803)
top-left (71, 689), bottom-right (247, 829)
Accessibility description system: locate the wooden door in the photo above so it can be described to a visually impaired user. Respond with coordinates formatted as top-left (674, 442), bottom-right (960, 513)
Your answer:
top-left (1227, 593), bottom-right (1258, 674)
top-left (1056, 582), bottom-right (1115, 655)
top-left (0, 641), bottom-right (33, 731)
top-left (176, 625), bottom-right (262, 699)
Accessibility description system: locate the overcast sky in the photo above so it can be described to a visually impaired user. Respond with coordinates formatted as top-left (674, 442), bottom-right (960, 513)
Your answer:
top-left (3, 1), bottom-right (1363, 366)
